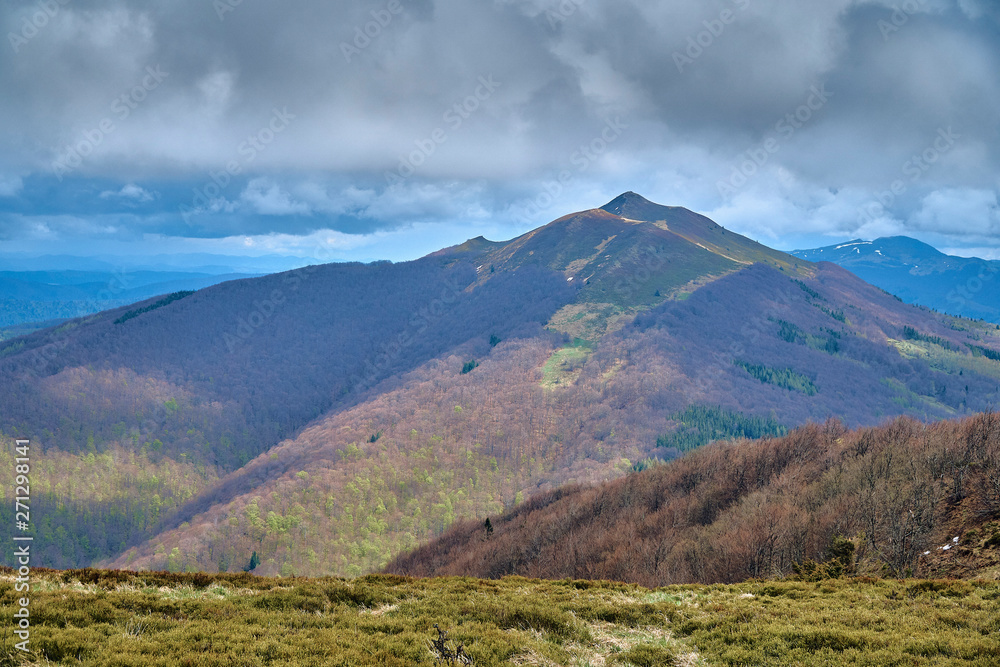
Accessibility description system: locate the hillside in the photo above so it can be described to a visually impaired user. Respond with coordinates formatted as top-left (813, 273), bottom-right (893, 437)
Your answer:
top-left (387, 412), bottom-right (1000, 586)
top-left (792, 237), bottom-right (1000, 324)
top-left (2, 193), bottom-right (1000, 577)
top-left (0, 259), bottom-right (570, 569)
top-left (104, 200), bottom-right (1000, 578)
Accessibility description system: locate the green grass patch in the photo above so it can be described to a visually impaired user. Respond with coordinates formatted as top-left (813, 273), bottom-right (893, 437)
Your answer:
top-left (888, 337), bottom-right (1000, 381)
top-left (540, 341), bottom-right (592, 390)
top-left (2, 571), bottom-right (998, 665)
top-left (904, 326), bottom-right (956, 350)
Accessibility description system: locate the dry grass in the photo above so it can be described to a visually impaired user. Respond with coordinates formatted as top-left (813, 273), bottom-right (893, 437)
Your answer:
top-left (0, 569), bottom-right (997, 665)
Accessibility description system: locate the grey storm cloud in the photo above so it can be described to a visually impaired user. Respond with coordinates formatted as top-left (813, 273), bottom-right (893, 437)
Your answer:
top-left (0, 0), bottom-right (998, 253)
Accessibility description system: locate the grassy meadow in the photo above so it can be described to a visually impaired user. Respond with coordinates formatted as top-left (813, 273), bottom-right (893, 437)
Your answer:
top-left (1, 568), bottom-right (998, 666)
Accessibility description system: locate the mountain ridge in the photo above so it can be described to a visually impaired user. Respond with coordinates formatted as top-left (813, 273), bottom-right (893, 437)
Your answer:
top-left (792, 236), bottom-right (1000, 324)
top-left (1, 193), bottom-right (999, 578)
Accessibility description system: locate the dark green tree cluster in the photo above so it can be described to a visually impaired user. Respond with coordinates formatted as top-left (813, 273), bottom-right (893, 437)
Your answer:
top-left (114, 291), bottom-right (194, 325)
top-left (817, 306), bottom-right (847, 323)
top-left (777, 320), bottom-right (804, 344)
top-left (243, 550), bottom-right (260, 572)
top-left (902, 325), bottom-right (954, 350)
top-left (656, 404), bottom-right (787, 453)
top-left (734, 361), bottom-right (818, 395)
top-left (967, 343), bottom-right (1000, 362)
top-left (793, 279), bottom-right (822, 300)
top-left (776, 319), bottom-right (840, 355)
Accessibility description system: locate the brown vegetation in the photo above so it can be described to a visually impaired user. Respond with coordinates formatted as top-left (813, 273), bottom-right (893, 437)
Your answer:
top-left (387, 412), bottom-right (1000, 585)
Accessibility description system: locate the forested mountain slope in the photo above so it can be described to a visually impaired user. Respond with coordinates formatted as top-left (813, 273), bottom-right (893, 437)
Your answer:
top-left (2, 193), bottom-right (1000, 575)
top-left (106, 231), bottom-right (1000, 576)
top-left (387, 412), bottom-right (1000, 585)
top-left (0, 260), bottom-right (572, 568)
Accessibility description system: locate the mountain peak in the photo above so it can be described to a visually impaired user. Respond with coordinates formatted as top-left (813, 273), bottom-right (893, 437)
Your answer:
top-left (598, 192), bottom-right (698, 225)
top-left (427, 235), bottom-right (502, 259)
top-left (600, 191), bottom-right (655, 216)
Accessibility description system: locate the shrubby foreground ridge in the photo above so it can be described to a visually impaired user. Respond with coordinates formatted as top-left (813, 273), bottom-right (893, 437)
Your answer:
top-left (0, 569), bottom-right (997, 665)
top-left (388, 412), bottom-right (1000, 586)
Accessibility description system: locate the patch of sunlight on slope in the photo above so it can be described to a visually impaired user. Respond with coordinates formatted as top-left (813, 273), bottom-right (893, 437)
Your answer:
top-left (888, 338), bottom-right (1000, 381)
top-left (539, 341), bottom-right (593, 390)
top-left (547, 269), bottom-right (741, 343)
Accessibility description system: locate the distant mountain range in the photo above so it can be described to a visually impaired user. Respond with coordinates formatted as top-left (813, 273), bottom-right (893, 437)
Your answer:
top-left (0, 269), bottom-right (260, 333)
top-left (1, 193), bottom-right (999, 579)
top-left (0, 252), bottom-right (312, 274)
top-left (792, 237), bottom-right (1000, 324)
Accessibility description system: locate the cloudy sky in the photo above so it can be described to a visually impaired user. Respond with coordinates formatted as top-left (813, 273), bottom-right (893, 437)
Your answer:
top-left (1, 0), bottom-right (998, 264)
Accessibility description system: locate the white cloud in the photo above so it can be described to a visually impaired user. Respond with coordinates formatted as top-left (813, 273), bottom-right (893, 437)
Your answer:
top-left (100, 183), bottom-right (156, 202)
top-left (940, 246), bottom-right (1000, 261)
top-left (239, 178), bottom-right (311, 216)
top-left (912, 188), bottom-right (1000, 237)
top-left (0, 0), bottom-right (998, 258)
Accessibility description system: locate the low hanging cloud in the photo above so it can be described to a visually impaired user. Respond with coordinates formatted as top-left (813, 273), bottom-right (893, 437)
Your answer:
top-left (0, 0), bottom-right (998, 259)
top-left (239, 179), bottom-right (312, 217)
